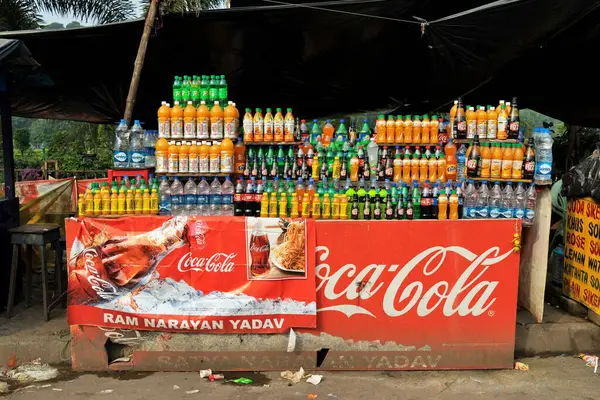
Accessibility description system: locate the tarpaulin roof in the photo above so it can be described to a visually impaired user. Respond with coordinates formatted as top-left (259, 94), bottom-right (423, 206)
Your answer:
top-left (1, 0), bottom-right (600, 126)
top-left (0, 39), bottom-right (38, 78)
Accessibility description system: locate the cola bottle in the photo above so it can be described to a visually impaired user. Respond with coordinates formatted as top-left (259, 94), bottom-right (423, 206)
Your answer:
top-left (255, 179), bottom-right (264, 217)
top-left (455, 97), bottom-right (467, 140)
top-left (508, 96), bottom-right (520, 140)
top-left (243, 157), bottom-right (251, 180)
top-left (249, 219), bottom-right (270, 277)
top-left (466, 135), bottom-right (481, 178)
top-left (234, 178), bottom-right (245, 216)
top-left (244, 178), bottom-right (256, 217)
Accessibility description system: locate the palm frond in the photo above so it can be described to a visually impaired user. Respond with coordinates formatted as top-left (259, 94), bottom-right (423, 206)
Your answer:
top-left (34, 0), bottom-right (137, 24)
top-left (147, 0), bottom-right (223, 15)
top-left (0, 0), bottom-right (43, 31)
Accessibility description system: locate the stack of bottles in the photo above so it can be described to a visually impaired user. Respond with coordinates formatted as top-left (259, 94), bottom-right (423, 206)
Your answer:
top-left (113, 120), bottom-right (147, 169)
top-left (173, 75), bottom-right (228, 107)
top-left (448, 97), bottom-right (520, 140)
top-left (460, 136), bottom-right (535, 180)
top-left (462, 180), bottom-right (537, 226)
top-left (242, 108), bottom-right (300, 143)
top-left (78, 176), bottom-right (160, 216)
top-left (158, 176), bottom-right (235, 216)
top-left (157, 100), bottom-right (239, 142)
top-left (143, 130), bottom-right (158, 168)
top-left (155, 138), bottom-right (237, 174)
top-left (373, 114), bottom-right (442, 145)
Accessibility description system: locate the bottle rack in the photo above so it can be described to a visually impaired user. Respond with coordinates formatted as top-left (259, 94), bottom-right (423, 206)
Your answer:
top-left (454, 138), bottom-right (521, 144)
top-left (376, 142), bottom-right (443, 147)
top-left (156, 172), bottom-right (232, 177)
top-left (244, 141), bottom-right (303, 146)
top-left (470, 177), bottom-right (533, 184)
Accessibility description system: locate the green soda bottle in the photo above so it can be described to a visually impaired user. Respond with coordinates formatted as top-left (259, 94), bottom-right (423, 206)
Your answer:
top-left (200, 75), bottom-right (209, 102)
top-left (218, 75), bottom-right (227, 104)
top-left (277, 145), bottom-right (286, 177)
top-left (173, 76), bottom-right (181, 104)
top-left (181, 75), bottom-right (190, 104)
top-left (412, 181), bottom-right (421, 219)
top-left (191, 75), bottom-right (200, 106)
top-left (209, 75), bottom-right (218, 103)
top-left (359, 119), bottom-right (371, 142)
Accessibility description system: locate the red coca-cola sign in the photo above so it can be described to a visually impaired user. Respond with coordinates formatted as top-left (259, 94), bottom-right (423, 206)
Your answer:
top-left (249, 219), bottom-right (270, 276)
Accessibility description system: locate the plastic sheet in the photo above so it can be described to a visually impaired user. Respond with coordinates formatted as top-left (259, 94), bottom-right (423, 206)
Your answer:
top-left (562, 144), bottom-right (600, 201)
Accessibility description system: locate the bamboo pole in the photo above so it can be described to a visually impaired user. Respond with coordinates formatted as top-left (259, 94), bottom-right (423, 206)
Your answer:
top-left (124, 0), bottom-right (159, 126)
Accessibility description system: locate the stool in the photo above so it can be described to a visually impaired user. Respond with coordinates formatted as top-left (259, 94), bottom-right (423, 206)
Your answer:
top-left (6, 223), bottom-right (65, 320)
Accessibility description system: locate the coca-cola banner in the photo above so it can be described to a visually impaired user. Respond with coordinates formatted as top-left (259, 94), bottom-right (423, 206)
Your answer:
top-left (66, 217), bottom-right (316, 333)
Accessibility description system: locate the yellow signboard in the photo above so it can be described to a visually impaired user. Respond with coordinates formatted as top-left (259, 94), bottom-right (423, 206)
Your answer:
top-left (564, 197), bottom-right (600, 313)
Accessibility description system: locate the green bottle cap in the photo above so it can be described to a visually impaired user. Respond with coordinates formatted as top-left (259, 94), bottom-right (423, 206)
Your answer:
top-left (276, 107), bottom-right (282, 112)
top-left (266, 108), bottom-right (272, 112)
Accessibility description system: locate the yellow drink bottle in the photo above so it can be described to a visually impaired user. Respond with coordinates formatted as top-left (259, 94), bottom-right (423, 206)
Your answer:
top-left (126, 189), bottom-right (135, 214)
top-left (260, 193), bottom-right (270, 217)
top-left (311, 195), bottom-right (321, 219)
top-left (117, 188), bottom-right (126, 215)
top-left (93, 187), bottom-right (102, 216)
top-left (110, 188), bottom-right (118, 215)
top-left (135, 189), bottom-right (143, 214)
top-left (278, 193), bottom-right (288, 218)
top-left (142, 189), bottom-right (151, 214)
top-left (150, 189), bottom-right (159, 214)
top-left (77, 194), bottom-right (86, 216)
top-left (268, 193), bottom-right (278, 218)
top-left (290, 196), bottom-right (299, 217)
top-left (301, 193), bottom-right (310, 218)
top-left (340, 194), bottom-right (348, 219)
top-left (322, 193), bottom-right (331, 219)
top-left (332, 194), bottom-right (340, 219)
top-left (85, 189), bottom-right (94, 217)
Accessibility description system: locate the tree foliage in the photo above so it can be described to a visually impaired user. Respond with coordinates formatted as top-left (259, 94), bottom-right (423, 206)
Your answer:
top-left (13, 128), bottom-right (30, 156)
top-left (0, 0), bottom-right (42, 31)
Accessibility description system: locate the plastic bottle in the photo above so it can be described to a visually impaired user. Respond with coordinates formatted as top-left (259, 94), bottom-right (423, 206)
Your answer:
top-left (449, 190), bottom-right (459, 219)
top-left (168, 141), bottom-right (179, 173)
top-left (480, 143), bottom-right (491, 178)
top-left (428, 153), bottom-right (438, 183)
top-left (373, 115), bottom-right (385, 143)
top-left (221, 177), bottom-right (234, 216)
top-left (158, 176), bottom-right (171, 215)
top-left (534, 128), bottom-right (553, 184)
top-left (220, 138), bottom-right (234, 173)
top-left (524, 183), bottom-right (537, 226)
top-left (183, 177), bottom-right (197, 216)
top-left (243, 108), bottom-right (253, 142)
top-left (449, 100), bottom-right (458, 134)
top-left (322, 120), bottom-right (334, 146)
top-left (158, 101), bottom-right (171, 139)
top-left (128, 120), bottom-right (145, 169)
top-left (188, 141), bottom-right (199, 173)
top-left (141, 189), bottom-right (150, 214)
top-left (155, 135), bottom-right (169, 173)
top-left (170, 177), bottom-right (184, 216)
top-left (466, 106), bottom-right (477, 139)
top-left (171, 101), bottom-right (183, 139)
top-left (199, 141), bottom-right (210, 173)
top-left (487, 105), bottom-right (497, 139)
top-left (234, 139), bottom-right (246, 175)
top-left (501, 182), bottom-right (514, 218)
top-left (274, 108), bottom-right (285, 142)
top-left (114, 119), bottom-right (130, 168)
top-left (184, 101), bottom-right (197, 139)
top-left (419, 154), bottom-right (428, 184)
top-left (501, 143), bottom-right (513, 179)
top-left (476, 105), bottom-right (487, 139)
top-left (445, 138), bottom-right (457, 182)
top-left (385, 116), bottom-right (395, 143)
top-left (367, 138), bottom-right (379, 173)
top-left (210, 142), bottom-right (221, 173)
top-left (511, 142), bottom-right (524, 179)
top-left (403, 115), bottom-right (413, 143)
top-left (488, 182), bottom-right (502, 218)
top-left (476, 181), bottom-right (489, 218)
top-left (196, 101), bottom-right (210, 139)
top-left (497, 103), bottom-right (508, 140)
top-left (178, 141), bottom-right (189, 173)
top-left (210, 101), bottom-right (224, 139)
top-left (209, 177), bottom-right (222, 216)
top-left (513, 182), bottom-right (526, 220)
top-left (172, 76), bottom-right (181, 104)
top-left (263, 108), bottom-right (274, 142)
top-left (393, 115), bottom-right (403, 144)
top-left (284, 108), bottom-right (295, 142)
top-left (438, 190), bottom-right (448, 219)
top-left (197, 177), bottom-right (210, 216)
top-left (253, 108), bottom-right (264, 142)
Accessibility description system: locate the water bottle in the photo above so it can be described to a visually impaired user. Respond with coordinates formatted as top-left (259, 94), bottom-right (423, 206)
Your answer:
top-left (143, 130), bottom-right (157, 168)
top-left (534, 127), bottom-right (553, 185)
top-left (129, 120), bottom-right (145, 169)
top-left (113, 119), bottom-right (129, 168)
top-left (456, 179), bottom-right (464, 219)
top-left (221, 177), bottom-right (234, 216)
top-left (170, 177), bottom-right (184, 216)
top-left (184, 177), bottom-right (197, 216)
top-left (513, 182), bottom-right (526, 221)
top-left (501, 182), bottom-right (514, 218)
top-left (464, 180), bottom-right (478, 219)
top-left (367, 138), bottom-right (379, 172)
top-left (209, 177), bottom-right (222, 216)
top-left (158, 176), bottom-right (171, 215)
top-left (476, 181), bottom-right (489, 219)
top-left (457, 144), bottom-right (467, 181)
top-left (524, 183), bottom-right (537, 227)
top-left (489, 182), bottom-right (502, 219)
top-left (197, 177), bottom-right (210, 216)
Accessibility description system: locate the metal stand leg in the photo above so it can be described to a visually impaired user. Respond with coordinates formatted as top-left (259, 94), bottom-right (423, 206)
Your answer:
top-left (25, 245), bottom-right (33, 308)
top-left (6, 244), bottom-right (19, 318)
top-left (53, 240), bottom-right (64, 308)
top-left (40, 245), bottom-right (49, 321)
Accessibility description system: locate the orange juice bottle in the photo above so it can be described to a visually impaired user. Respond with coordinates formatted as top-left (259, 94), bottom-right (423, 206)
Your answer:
top-left (196, 100), bottom-right (210, 139)
top-left (393, 152), bottom-right (402, 182)
top-left (375, 115), bottom-right (386, 143)
top-left (178, 141), bottom-right (189, 173)
top-left (476, 105), bottom-right (487, 139)
top-left (444, 138), bottom-right (456, 182)
top-left (168, 141), bottom-right (179, 173)
top-left (210, 142), bottom-right (221, 173)
top-left (274, 108), bottom-right (284, 142)
top-left (158, 101), bottom-right (171, 138)
top-left (117, 187), bottom-right (126, 215)
top-left (402, 152), bottom-right (411, 183)
top-left (350, 152), bottom-right (359, 182)
top-left (487, 105), bottom-right (498, 140)
top-left (449, 190), bottom-right (459, 219)
top-left (170, 101), bottom-right (183, 139)
top-left (234, 139), bottom-right (246, 175)
top-left (438, 191), bottom-right (448, 219)
top-left (263, 108), bottom-right (274, 142)
top-left (501, 143), bottom-right (513, 178)
top-left (224, 101), bottom-right (237, 139)
top-left (512, 143), bottom-right (524, 179)
top-left (410, 153), bottom-right (419, 182)
top-left (466, 106), bottom-right (476, 139)
top-left (404, 115), bottom-right (413, 143)
top-left (497, 104), bottom-right (508, 140)
top-left (184, 101), bottom-right (197, 139)
top-left (284, 108), bottom-right (295, 142)
top-left (189, 141), bottom-right (199, 173)
top-left (394, 115), bottom-right (404, 144)
top-left (437, 152), bottom-right (447, 182)
top-left (421, 114), bottom-right (430, 144)
top-left (413, 115), bottom-right (422, 144)
top-left (232, 102), bottom-right (240, 133)
top-left (386, 116), bottom-right (395, 143)
top-left (430, 115), bottom-right (439, 144)
top-left (210, 101), bottom-right (224, 139)
top-left (480, 143), bottom-right (491, 178)
top-left (428, 153), bottom-right (438, 182)
top-left (155, 136), bottom-right (169, 173)
top-left (322, 120), bottom-right (334, 146)
top-left (253, 108), bottom-right (264, 142)
top-left (418, 154), bottom-right (428, 183)
top-left (495, 100), bottom-right (505, 114)
top-left (243, 108), bottom-right (253, 142)
top-left (220, 137), bottom-right (234, 173)
top-left (490, 143), bottom-right (502, 178)
top-left (199, 141), bottom-right (210, 173)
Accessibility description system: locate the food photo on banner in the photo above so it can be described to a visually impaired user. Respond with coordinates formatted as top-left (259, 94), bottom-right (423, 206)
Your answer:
top-left (65, 216), bottom-right (316, 333)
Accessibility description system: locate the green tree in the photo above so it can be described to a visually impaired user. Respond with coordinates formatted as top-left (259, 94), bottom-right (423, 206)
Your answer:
top-left (42, 21), bottom-right (63, 29)
top-left (66, 21), bottom-right (81, 28)
top-left (13, 128), bottom-right (31, 156)
top-left (152, 0), bottom-right (223, 14)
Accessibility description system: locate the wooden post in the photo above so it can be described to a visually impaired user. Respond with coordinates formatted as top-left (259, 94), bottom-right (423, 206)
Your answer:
top-left (124, 0), bottom-right (159, 126)
top-left (0, 68), bottom-right (16, 199)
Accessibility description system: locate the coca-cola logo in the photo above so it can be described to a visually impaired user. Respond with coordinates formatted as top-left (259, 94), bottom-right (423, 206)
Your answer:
top-left (177, 252), bottom-right (237, 273)
top-left (249, 244), bottom-right (270, 252)
top-left (315, 245), bottom-right (511, 318)
top-left (83, 248), bottom-right (118, 300)
top-left (189, 220), bottom-right (209, 248)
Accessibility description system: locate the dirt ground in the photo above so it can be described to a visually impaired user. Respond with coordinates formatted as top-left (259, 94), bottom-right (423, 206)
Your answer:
top-left (2, 356), bottom-right (599, 399)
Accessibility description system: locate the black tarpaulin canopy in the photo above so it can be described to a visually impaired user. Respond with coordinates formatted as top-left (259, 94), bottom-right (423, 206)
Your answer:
top-left (1, 0), bottom-right (600, 126)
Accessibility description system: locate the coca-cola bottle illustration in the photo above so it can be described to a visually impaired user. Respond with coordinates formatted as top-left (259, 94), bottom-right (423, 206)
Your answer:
top-left (249, 219), bottom-right (270, 276)
top-left (68, 217), bottom-right (188, 304)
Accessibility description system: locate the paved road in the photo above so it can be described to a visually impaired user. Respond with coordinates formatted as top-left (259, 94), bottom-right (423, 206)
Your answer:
top-left (2, 356), bottom-right (598, 399)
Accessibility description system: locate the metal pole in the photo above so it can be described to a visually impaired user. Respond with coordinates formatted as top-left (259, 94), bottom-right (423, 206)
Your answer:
top-left (124, 0), bottom-right (159, 126)
top-left (0, 68), bottom-right (15, 199)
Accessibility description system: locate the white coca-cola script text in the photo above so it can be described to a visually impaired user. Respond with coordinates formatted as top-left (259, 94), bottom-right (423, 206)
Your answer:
top-left (177, 252), bottom-right (237, 273)
top-left (83, 248), bottom-right (118, 300)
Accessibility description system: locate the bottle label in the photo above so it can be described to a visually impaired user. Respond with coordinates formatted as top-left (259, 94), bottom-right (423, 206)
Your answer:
top-left (536, 162), bottom-right (552, 176)
top-left (525, 208), bottom-right (535, 220)
top-left (159, 119), bottom-right (170, 138)
top-left (477, 207), bottom-right (488, 218)
top-left (264, 123), bottom-right (274, 141)
top-left (274, 122), bottom-right (284, 141)
top-left (224, 118), bottom-right (236, 139)
top-left (102, 199), bottom-right (111, 212)
top-left (468, 207), bottom-right (477, 218)
top-left (514, 208), bottom-right (525, 219)
top-left (509, 121), bottom-right (519, 133)
top-left (220, 154), bottom-right (234, 173)
top-left (185, 194), bottom-right (197, 205)
top-left (491, 159), bottom-right (502, 177)
top-left (243, 120), bottom-right (253, 140)
top-left (524, 161), bottom-right (535, 173)
top-left (171, 118), bottom-right (183, 138)
top-left (374, 209), bottom-right (381, 218)
top-left (222, 194), bottom-right (233, 204)
top-left (179, 155), bottom-right (189, 173)
top-left (189, 155), bottom-right (199, 173)
top-left (481, 159), bottom-right (491, 176)
top-left (487, 120), bottom-right (497, 138)
top-left (168, 155), bottom-right (179, 173)
top-left (467, 121), bottom-right (477, 138)
top-left (131, 151), bottom-right (145, 167)
top-left (209, 194), bottom-right (222, 205)
top-left (490, 207), bottom-right (501, 218)
top-left (211, 118), bottom-right (223, 139)
top-left (198, 194), bottom-right (209, 205)
top-left (501, 159), bottom-right (512, 177)
top-left (285, 121), bottom-right (294, 138)
top-left (171, 194), bottom-right (183, 206)
top-left (210, 155), bottom-right (220, 173)
top-left (477, 121), bottom-right (486, 138)
top-left (501, 208), bottom-right (513, 218)
top-left (199, 155), bottom-right (209, 173)
top-left (497, 117), bottom-right (507, 137)
top-left (512, 160), bottom-right (523, 178)
top-left (114, 150), bottom-right (128, 164)
top-left (197, 117), bottom-right (210, 139)
top-left (184, 120), bottom-right (196, 138)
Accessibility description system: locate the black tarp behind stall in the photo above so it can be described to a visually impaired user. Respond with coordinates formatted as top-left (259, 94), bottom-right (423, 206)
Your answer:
top-left (0, 0), bottom-right (600, 126)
